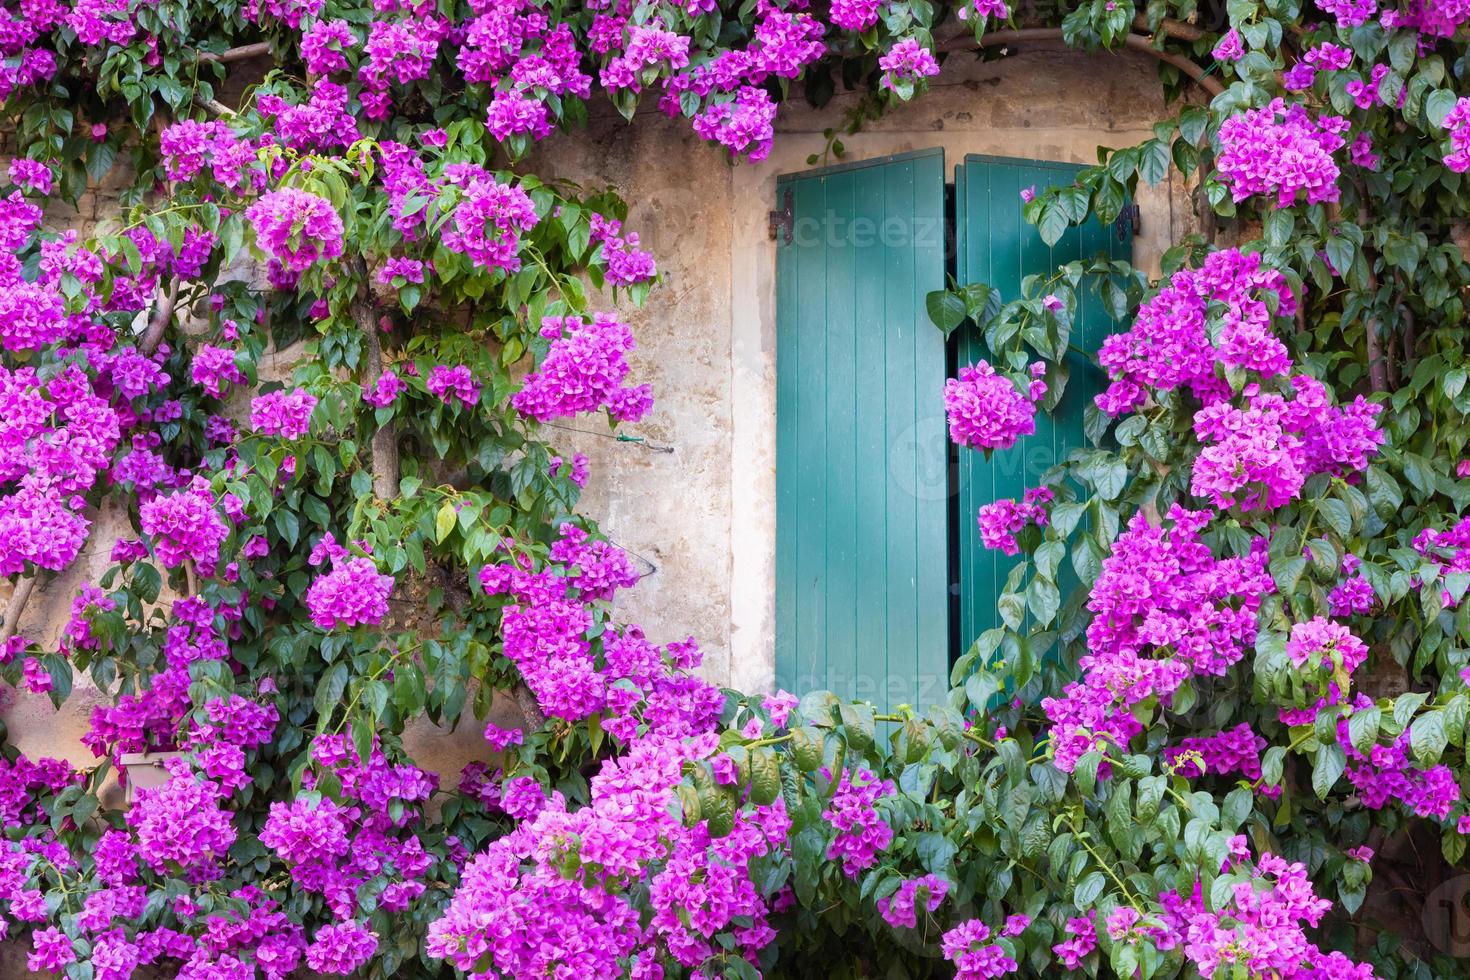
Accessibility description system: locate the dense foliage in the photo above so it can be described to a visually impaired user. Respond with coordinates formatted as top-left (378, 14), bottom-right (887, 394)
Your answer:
top-left (1, 0), bottom-right (1470, 977)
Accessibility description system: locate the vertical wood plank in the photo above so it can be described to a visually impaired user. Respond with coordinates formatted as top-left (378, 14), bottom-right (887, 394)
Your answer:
top-left (775, 150), bottom-right (948, 713)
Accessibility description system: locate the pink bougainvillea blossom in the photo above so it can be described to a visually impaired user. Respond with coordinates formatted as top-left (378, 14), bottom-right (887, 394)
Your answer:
top-left (944, 360), bottom-right (1045, 451)
top-left (250, 388), bottom-right (318, 440)
top-left (245, 188), bottom-right (345, 272)
top-left (1216, 99), bottom-right (1349, 208)
top-left (512, 313), bottom-right (652, 423)
top-left (304, 555), bottom-right (393, 630)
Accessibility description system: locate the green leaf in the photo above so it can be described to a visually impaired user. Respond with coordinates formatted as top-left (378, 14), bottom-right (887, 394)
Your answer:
top-left (1025, 577), bottom-right (1060, 626)
top-left (748, 747), bottom-right (781, 806)
top-left (1317, 498), bottom-right (1353, 539)
top-left (1365, 466), bottom-right (1403, 517)
top-left (838, 703), bottom-right (876, 753)
top-left (1428, 88), bottom-right (1460, 128)
top-left (701, 782), bottom-right (736, 838)
top-left (1222, 787), bottom-right (1253, 832)
top-left (315, 662), bottom-right (350, 721)
top-left (1036, 199), bottom-right (1070, 246)
top-left (965, 670), bottom-right (1001, 713)
top-left (1395, 691), bottom-right (1431, 727)
top-left (435, 501), bottom-right (456, 544)
top-left (788, 727), bottom-right (824, 772)
top-left (1312, 744), bottom-right (1346, 798)
top-left (915, 831), bottom-right (958, 875)
top-left (1348, 707), bottom-right (1381, 754)
top-left (1073, 870), bottom-right (1106, 907)
top-left (1411, 711), bottom-right (1449, 766)
top-left (1264, 209), bottom-right (1294, 247)
top-left (926, 289), bottom-right (967, 337)
top-left (1270, 554), bottom-right (1307, 594)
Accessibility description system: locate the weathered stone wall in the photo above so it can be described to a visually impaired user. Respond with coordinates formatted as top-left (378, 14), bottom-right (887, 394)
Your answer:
top-left (1, 42), bottom-right (1199, 784)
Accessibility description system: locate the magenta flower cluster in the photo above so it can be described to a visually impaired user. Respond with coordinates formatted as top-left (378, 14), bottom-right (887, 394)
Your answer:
top-left (1287, 616), bottom-right (1369, 676)
top-left (0, 363), bottom-right (123, 576)
top-left (426, 365), bottom-right (481, 408)
top-left (130, 758), bottom-right (237, 874)
top-left (250, 388), bottom-right (318, 440)
top-left (588, 214), bottom-right (656, 288)
top-left (1051, 914), bottom-right (1097, 969)
top-left (511, 313), bottom-right (653, 423)
top-left (1283, 41), bottom-right (1353, 91)
top-left (942, 919), bottom-right (1018, 979)
top-left (878, 874), bottom-right (948, 928)
top-left (1442, 97), bottom-right (1470, 172)
top-left (430, 731), bottom-right (789, 977)
top-left (1191, 376), bottom-right (1384, 511)
top-left (245, 188), bottom-right (346, 273)
top-left (441, 168), bottom-right (540, 273)
top-left (1096, 248), bottom-right (1294, 415)
top-left (944, 360), bottom-right (1046, 452)
top-left (302, 19), bottom-right (357, 75)
top-left (304, 536), bottom-right (393, 631)
top-left (1161, 841), bottom-right (1372, 978)
top-left (1316, 0), bottom-right (1377, 27)
top-left (958, 0), bottom-right (1010, 21)
top-left (475, 524), bottom-right (725, 740)
top-left (1339, 694), bottom-right (1460, 819)
top-left (976, 486), bottom-right (1052, 555)
top-left (878, 38), bottom-right (942, 91)
top-left (190, 345), bottom-right (245, 398)
top-left (7, 159), bottom-right (52, 195)
top-left (1042, 505), bottom-right (1273, 773)
top-left (1212, 28), bottom-right (1244, 61)
top-left (260, 795), bottom-right (350, 866)
top-left (1216, 99), bottom-right (1349, 208)
top-left (821, 765), bottom-right (896, 877)
top-left (1329, 553), bottom-right (1376, 616)
top-left (1166, 722), bottom-right (1267, 781)
top-left (363, 368), bottom-right (408, 408)
top-left (138, 478), bottom-right (230, 576)
top-left (160, 119), bottom-right (261, 191)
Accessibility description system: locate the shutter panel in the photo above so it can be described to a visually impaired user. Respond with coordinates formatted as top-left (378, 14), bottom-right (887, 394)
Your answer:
top-left (953, 155), bottom-right (1133, 653)
top-left (775, 149), bottom-right (949, 713)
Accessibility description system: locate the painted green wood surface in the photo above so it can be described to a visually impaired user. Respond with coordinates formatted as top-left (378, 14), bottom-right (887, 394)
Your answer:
top-left (954, 155), bottom-right (1133, 652)
top-left (774, 149), bottom-right (950, 713)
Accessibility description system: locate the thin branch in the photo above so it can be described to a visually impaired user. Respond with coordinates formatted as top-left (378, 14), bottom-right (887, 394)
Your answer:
top-left (1401, 304), bottom-right (1416, 365)
top-left (351, 259), bottom-right (400, 500)
top-left (1132, 13), bottom-right (1206, 42)
top-left (511, 682), bottom-right (547, 731)
top-left (0, 576), bottom-right (36, 646)
top-left (1120, 33), bottom-right (1225, 98)
top-left (1195, 147), bottom-right (1221, 246)
top-left (198, 97), bottom-right (236, 118)
top-left (941, 30), bottom-right (1225, 98)
top-left (196, 42), bottom-right (273, 64)
top-left (141, 279), bottom-right (178, 355)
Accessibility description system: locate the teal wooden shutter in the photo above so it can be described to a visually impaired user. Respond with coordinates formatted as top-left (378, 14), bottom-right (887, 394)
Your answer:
top-left (775, 149), bottom-right (949, 713)
top-left (953, 155), bottom-right (1133, 652)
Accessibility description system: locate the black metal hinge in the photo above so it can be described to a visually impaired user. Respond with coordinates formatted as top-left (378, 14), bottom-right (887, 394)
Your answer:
top-left (769, 188), bottom-right (793, 245)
